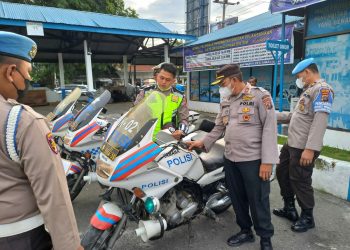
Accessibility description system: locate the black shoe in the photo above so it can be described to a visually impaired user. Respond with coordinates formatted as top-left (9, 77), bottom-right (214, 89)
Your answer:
top-left (291, 213), bottom-right (315, 232)
top-left (260, 237), bottom-right (273, 250)
top-left (273, 197), bottom-right (299, 222)
top-left (227, 230), bottom-right (255, 247)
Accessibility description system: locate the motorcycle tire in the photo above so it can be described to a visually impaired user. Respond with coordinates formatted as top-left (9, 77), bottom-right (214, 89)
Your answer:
top-left (81, 225), bottom-right (106, 250)
top-left (67, 175), bottom-right (86, 201)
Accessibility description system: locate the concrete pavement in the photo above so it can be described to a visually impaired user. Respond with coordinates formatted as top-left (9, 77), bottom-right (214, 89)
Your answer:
top-left (34, 102), bottom-right (350, 250)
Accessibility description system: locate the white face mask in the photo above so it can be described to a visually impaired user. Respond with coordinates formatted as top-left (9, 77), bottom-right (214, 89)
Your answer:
top-left (295, 77), bottom-right (306, 89)
top-left (219, 85), bottom-right (232, 99)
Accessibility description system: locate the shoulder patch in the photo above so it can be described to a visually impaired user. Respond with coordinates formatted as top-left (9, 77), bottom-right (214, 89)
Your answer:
top-left (46, 132), bottom-right (58, 154)
top-left (313, 87), bottom-right (333, 113)
top-left (262, 95), bottom-right (273, 110)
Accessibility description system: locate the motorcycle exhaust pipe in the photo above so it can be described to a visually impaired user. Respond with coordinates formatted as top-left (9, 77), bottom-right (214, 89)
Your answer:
top-left (135, 216), bottom-right (167, 242)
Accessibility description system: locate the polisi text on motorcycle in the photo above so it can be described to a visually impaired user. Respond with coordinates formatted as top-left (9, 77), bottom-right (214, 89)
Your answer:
top-left (141, 179), bottom-right (169, 189)
top-left (167, 153), bottom-right (193, 168)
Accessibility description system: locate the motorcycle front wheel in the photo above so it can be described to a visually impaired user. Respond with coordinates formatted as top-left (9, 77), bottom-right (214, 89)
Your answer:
top-left (81, 225), bottom-right (107, 250)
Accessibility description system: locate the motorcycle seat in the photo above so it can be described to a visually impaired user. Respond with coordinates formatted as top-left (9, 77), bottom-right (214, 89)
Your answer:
top-left (199, 138), bottom-right (225, 172)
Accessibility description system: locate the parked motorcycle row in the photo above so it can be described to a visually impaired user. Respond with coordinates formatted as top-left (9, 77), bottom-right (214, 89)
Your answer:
top-left (47, 88), bottom-right (231, 250)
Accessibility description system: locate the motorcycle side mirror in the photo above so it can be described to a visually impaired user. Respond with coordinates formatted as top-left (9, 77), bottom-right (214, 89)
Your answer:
top-left (101, 107), bottom-right (107, 114)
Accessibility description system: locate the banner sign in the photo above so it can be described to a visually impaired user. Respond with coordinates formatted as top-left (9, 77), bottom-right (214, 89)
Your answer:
top-left (307, 0), bottom-right (350, 37)
top-left (305, 33), bottom-right (350, 131)
top-left (269, 0), bottom-right (326, 14)
top-left (184, 25), bottom-right (294, 72)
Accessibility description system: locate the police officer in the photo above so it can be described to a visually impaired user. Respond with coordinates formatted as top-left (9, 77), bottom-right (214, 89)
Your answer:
top-left (248, 76), bottom-right (258, 86)
top-left (134, 62), bottom-right (189, 140)
top-left (273, 58), bottom-right (334, 232)
top-left (187, 64), bottom-right (278, 250)
top-left (0, 31), bottom-right (82, 250)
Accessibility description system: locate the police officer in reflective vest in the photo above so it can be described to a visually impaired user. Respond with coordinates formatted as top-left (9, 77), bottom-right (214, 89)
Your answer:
top-left (273, 58), bottom-right (334, 232)
top-left (187, 64), bottom-right (278, 250)
top-left (134, 62), bottom-right (189, 140)
top-left (0, 31), bottom-right (82, 250)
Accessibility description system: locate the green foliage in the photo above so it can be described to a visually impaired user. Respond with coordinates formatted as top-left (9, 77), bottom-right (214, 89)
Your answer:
top-left (5, 0), bottom-right (137, 86)
top-left (277, 136), bottom-right (350, 162)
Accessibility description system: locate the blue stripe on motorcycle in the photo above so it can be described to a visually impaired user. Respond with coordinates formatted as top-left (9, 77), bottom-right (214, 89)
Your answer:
top-left (115, 143), bottom-right (158, 170)
top-left (95, 210), bottom-right (115, 225)
top-left (111, 147), bottom-right (162, 181)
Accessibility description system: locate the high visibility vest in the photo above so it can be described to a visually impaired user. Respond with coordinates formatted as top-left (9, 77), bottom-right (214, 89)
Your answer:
top-left (145, 89), bottom-right (183, 138)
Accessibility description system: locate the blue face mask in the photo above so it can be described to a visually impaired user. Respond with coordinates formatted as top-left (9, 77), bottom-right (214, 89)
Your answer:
top-left (12, 69), bottom-right (31, 100)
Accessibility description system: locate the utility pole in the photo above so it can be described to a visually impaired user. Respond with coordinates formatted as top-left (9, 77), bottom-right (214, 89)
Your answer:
top-left (213, 0), bottom-right (239, 28)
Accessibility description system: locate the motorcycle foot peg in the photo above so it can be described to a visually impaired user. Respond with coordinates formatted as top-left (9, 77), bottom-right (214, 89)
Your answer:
top-left (203, 207), bottom-right (217, 221)
top-left (216, 183), bottom-right (228, 194)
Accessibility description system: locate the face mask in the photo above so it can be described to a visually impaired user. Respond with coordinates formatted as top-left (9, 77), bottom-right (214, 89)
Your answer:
top-left (12, 69), bottom-right (31, 99)
top-left (219, 85), bottom-right (232, 99)
top-left (157, 83), bottom-right (172, 92)
top-left (295, 77), bottom-right (305, 89)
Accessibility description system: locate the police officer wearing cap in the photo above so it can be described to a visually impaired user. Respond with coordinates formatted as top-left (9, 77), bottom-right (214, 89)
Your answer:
top-left (134, 62), bottom-right (189, 140)
top-left (0, 31), bottom-right (82, 250)
top-left (187, 64), bottom-right (278, 250)
top-left (273, 58), bottom-right (334, 232)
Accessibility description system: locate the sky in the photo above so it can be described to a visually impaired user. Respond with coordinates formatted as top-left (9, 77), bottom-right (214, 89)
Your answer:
top-left (124, 0), bottom-right (270, 34)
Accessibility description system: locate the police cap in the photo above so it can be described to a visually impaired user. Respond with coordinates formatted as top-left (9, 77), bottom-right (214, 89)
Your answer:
top-left (292, 58), bottom-right (315, 75)
top-left (0, 31), bottom-right (37, 62)
top-left (211, 64), bottom-right (242, 85)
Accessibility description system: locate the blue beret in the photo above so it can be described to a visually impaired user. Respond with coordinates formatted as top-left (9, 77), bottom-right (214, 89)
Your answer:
top-left (292, 58), bottom-right (315, 75)
top-left (0, 31), bottom-right (37, 62)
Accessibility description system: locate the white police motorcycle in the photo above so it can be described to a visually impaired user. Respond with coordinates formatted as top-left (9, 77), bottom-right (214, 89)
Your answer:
top-left (81, 91), bottom-right (231, 250)
top-left (61, 90), bottom-right (120, 200)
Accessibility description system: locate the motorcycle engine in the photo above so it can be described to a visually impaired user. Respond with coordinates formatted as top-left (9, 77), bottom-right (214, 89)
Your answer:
top-left (160, 189), bottom-right (198, 227)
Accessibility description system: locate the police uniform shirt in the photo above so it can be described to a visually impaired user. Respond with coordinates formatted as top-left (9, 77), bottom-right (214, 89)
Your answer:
top-left (203, 83), bottom-right (279, 164)
top-left (134, 86), bottom-right (189, 126)
top-left (0, 95), bottom-right (81, 250)
top-left (277, 79), bottom-right (334, 151)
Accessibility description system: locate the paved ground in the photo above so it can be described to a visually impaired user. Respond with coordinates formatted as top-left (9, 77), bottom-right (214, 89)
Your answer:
top-left (35, 102), bottom-right (350, 250)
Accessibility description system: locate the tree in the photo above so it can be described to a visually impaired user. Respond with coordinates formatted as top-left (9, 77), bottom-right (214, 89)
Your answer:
top-left (5, 0), bottom-right (138, 87)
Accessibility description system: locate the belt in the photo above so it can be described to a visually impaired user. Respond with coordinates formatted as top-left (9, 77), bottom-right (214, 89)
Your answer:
top-left (0, 214), bottom-right (44, 237)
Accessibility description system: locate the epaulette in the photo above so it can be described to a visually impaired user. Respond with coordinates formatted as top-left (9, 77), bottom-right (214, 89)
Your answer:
top-left (257, 87), bottom-right (269, 93)
top-left (5, 104), bottom-right (23, 162)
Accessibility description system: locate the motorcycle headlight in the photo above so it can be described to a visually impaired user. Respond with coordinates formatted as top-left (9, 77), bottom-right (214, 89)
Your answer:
top-left (144, 197), bottom-right (160, 214)
top-left (96, 159), bottom-right (114, 179)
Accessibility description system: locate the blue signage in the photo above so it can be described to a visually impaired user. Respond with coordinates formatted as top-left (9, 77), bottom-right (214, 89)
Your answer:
top-left (307, 0), bottom-right (350, 37)
top-left (269, 0), bottom-right (326, 14)
top-left (266, 40), bottom-right (292, 52)
top-left (305, 33), bottom-right (350, 131)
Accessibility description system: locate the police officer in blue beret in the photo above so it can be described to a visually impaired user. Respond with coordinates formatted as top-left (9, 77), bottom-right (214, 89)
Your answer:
top-left (273, 58), bottom-right (334, 232)
top-left (0, 31), bottom-right (83, 250)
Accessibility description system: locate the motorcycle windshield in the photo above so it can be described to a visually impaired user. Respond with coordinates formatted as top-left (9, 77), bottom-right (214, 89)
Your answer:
top-left (47, 88), bottom-right (81, 121)
top-left (101, 91), bottom-right (165, 161)
top-left (69, 90), bottom-right (111, 132)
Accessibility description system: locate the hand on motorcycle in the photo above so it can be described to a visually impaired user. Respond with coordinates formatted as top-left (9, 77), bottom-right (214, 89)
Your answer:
top-left (259, 163), bottom-right (272, 181)
top-left (172, 130), bottom-right (184, 140)
top-left (186, 140), bottom-right (204, 151)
